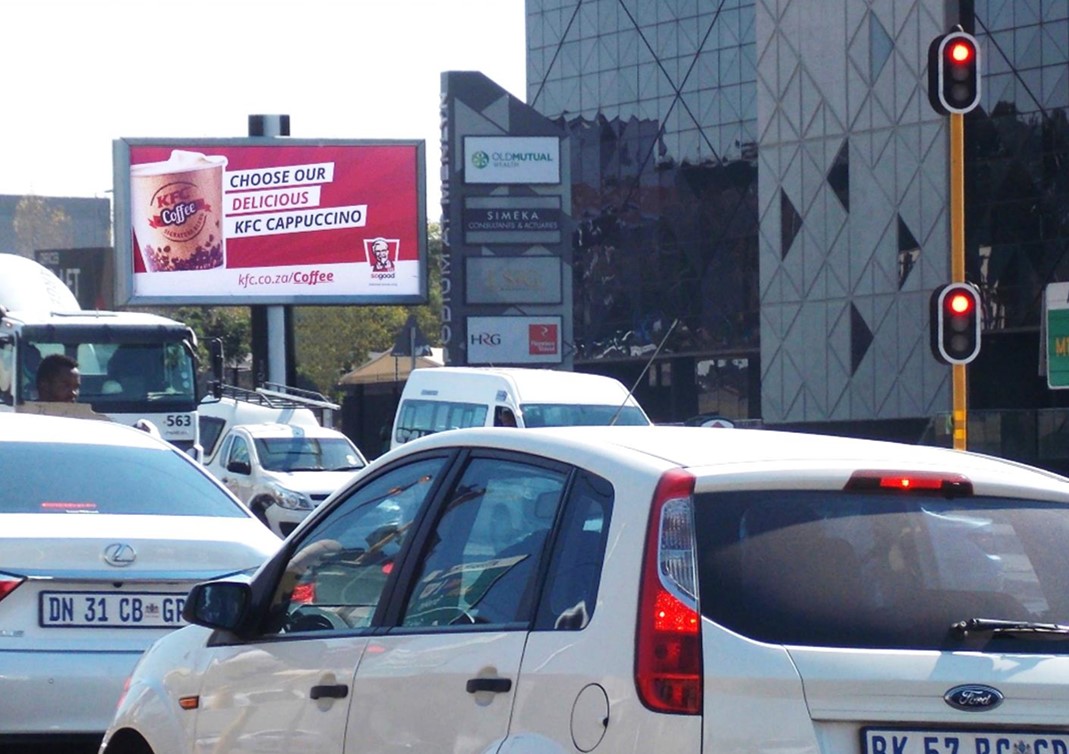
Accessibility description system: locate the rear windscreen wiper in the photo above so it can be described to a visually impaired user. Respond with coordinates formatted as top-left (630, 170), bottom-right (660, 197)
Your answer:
top-left (951, 617), bottom-right (1069, 640)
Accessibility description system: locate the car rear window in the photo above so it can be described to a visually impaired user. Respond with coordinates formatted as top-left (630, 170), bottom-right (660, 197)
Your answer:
top-left (1, 442), bottom-right (248, 517)
top-left (520, 403), bottom-right (649, 427)
top-left (695, 490), bottom-right (1069, 652)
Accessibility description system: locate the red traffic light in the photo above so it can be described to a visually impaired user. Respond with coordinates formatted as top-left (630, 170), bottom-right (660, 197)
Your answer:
top-left (930, 283), bottom-right (982, 365)
top-left (928, 31), bottom-right (981, 115)
top-left (948, 40), bottom-right (973, 64)
top-left (947, 291), bottom-right (973, 315)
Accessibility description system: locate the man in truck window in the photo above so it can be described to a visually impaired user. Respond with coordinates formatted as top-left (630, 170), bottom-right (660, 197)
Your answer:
top-left (36, 353), bottom-right (80, 403)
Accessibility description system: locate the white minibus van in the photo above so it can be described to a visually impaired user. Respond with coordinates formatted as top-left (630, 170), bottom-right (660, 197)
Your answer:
top-left (389, 366), bottom-right (650, 450)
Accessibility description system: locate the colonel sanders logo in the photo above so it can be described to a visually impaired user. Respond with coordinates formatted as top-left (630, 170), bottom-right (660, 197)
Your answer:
top-left (364, 237), bottom-right (399, 273)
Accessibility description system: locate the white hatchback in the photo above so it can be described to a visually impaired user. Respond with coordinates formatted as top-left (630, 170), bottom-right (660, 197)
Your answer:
top-left (100, 426), bottom-right (1069, 754)
top-left (0, 413), bottom-right (280, 751)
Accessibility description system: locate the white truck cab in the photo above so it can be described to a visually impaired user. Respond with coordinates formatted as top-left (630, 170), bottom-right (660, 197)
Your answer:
top-left (390, 366), bottom-right (651, 450)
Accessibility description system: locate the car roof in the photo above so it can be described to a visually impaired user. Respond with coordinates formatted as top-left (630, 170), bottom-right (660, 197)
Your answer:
top-left (388, 425), bottom-right (1069, 499)
top-left (1, 412), bottom-right (175, 450)
top-left (408, 366), bottom-right (639, 404)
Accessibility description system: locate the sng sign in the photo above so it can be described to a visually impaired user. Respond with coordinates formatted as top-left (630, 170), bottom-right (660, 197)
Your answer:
top-left (467, 316), bottom-right (562, 365)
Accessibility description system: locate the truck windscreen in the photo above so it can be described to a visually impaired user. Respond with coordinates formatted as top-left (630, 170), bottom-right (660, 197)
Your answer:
top-left (26, 340), bottom-right (196, 407)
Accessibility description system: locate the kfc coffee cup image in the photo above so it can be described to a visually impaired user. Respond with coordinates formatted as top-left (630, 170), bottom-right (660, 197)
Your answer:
top-left (131, 150), bottom-right (227, 272)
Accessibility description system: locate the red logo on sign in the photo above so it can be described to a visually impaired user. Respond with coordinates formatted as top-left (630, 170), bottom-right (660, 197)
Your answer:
top-left (529, 323), bottom-right (558, 355)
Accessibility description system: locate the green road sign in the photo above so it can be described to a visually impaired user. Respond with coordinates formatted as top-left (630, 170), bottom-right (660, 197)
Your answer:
top-left (1046, 283), bottom-right (1069, 388)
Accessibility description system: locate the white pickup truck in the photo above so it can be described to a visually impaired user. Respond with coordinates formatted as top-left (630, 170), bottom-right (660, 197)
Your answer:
top-left (205, 422), bottom-right (368, 537)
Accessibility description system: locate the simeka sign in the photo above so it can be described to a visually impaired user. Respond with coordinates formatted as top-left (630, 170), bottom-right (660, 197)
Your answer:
top-left (463, 136), bottom-right (560, 185)
top-left (113, 138), bottom-right (427, 305)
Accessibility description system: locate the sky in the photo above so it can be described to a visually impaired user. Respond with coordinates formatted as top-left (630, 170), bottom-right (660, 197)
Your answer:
top-left (0, 0), bottom-right (527, 214)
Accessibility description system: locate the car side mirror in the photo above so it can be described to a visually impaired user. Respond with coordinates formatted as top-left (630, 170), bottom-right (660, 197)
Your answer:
top-left (183, 580), bottom-right (252, 632)
top-left (227, 460), bottom-right (252, 475)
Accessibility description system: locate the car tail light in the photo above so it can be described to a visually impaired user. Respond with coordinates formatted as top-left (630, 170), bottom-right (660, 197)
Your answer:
top-left (844, 470), bottom-right (973, 496)
top-left (635, 468), bottom-right (702, 715)
top-left (0, 573), bottom-right (25, 604)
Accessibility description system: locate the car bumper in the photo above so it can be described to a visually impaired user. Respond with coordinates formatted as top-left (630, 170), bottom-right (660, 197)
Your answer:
top-left (264, 505), bottom-right (313, 538)
top-left (0, 647), bottom-right (142, 737)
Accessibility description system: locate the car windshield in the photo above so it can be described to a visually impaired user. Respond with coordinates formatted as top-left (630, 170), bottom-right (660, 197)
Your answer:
top-left (695, 490), bottom-right (1069, 653)
top-left (1, 442), bottom-right (247, 516)
top-left (520, 403), bottom-right (649, 427)
top-left (255, 437), bottom-right (365, 472)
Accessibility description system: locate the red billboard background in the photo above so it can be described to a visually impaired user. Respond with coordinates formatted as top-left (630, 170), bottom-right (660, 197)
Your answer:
top-left (114, 138), bottom-right (426, 305)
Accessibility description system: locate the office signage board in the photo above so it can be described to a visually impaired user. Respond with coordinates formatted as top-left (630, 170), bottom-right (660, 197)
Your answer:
top-left (462, 196), bottom-right (562, 244)
top-left (463, 136), bottom-right (561, 184)
top-left (467, 315), bottom-right (562, 365)
top-left (113, 138), bottom-right (427, 305)
top-left (465, 256), bottom-right (562, 305)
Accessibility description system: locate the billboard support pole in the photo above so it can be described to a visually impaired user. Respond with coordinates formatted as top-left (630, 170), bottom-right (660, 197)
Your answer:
top-left (248, 114), bottom-right (294, 389)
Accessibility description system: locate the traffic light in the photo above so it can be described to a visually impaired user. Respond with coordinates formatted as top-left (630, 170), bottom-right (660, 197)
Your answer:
top-left (928, 31), bottom-right (981, 115)
top-left (930, 283), bottom-right (982, 364)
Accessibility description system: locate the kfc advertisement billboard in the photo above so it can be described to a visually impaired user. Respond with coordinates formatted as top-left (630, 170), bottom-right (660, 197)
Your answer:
top-left (114, 138), bottom-right (427, 305)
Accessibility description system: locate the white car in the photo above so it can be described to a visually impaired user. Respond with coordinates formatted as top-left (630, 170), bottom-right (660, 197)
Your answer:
top-left (204, 422), bottom-right (367, 537)
top-left (101, 425), bottom-right (1069, 754)
top-left (0, 412), bottom-right (280, 752)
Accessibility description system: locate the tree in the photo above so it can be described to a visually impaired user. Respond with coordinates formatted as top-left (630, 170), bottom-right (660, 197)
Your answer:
top-left (293, 223), bottom-right (443, 397)
top-left (174, 306), bottom-right (252, 373)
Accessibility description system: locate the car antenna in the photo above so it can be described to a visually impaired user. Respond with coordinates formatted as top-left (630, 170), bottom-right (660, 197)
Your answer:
top-left (609, 317), bottom-right (679, 425)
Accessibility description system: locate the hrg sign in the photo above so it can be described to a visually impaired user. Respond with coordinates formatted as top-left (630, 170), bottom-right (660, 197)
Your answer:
top-left (467, 316), bottom-right (562, 365)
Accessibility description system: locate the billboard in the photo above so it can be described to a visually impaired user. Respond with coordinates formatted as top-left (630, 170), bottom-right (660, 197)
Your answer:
top-left (114, 138), bottom-right (426, 305)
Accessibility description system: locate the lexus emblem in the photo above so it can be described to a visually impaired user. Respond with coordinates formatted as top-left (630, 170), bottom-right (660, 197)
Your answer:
top-left (103, 543), bottom-right (137, 567)
top-left (944, 684), bottom-right (1004, 711)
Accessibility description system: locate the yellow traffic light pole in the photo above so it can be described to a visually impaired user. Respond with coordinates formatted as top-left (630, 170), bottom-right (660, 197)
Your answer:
top-left (950, 112), bottom-right (968, 450)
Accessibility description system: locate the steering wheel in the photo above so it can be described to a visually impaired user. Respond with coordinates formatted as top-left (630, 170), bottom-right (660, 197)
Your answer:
top-left (410, 605), bottom-right (479, 626)
top-left (286, 605), bottom-right (348, 633)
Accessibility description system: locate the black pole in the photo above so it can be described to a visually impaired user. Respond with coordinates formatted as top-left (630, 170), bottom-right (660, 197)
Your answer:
top-left (247, 115), bottom-right (294, 388)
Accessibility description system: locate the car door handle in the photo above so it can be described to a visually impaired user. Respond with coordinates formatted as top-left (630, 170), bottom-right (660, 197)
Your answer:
top-left (310, 683), bottom-right (349, 700)
top-left (466, 677), bottom-right (512, 694)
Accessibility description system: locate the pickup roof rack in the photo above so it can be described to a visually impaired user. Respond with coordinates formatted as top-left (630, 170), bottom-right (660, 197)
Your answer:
top-left (230, 382), bottom-right (339, 410)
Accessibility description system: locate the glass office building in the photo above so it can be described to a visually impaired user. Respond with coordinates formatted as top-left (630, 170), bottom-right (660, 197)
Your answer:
top-left (524, 0), bottom-right (1069, 467)
top-left (526, 0), bottom-right (761, 424)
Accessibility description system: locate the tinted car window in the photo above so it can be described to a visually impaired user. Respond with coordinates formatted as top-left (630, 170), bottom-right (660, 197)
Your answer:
top-left (0, 442), bottom-right (246, 516)
top-left (199, 415), bottom-right (226, 458)
top-left (394, 399), bottom-right (489, 444)
top-left (695, 491), bottom-right (1069, 651)
top-left (401, 457), bottom-right (567, 628)
top-left (535, 470), bottom-right (613, 630)
top-left (264, 456), bottom-right (447, 635)
top-left (521, 403), bottom-right (648, 427)
top-left (227, 435), bottom-right (250, 468)
top-left (254, 437), bottom-right (364, 472)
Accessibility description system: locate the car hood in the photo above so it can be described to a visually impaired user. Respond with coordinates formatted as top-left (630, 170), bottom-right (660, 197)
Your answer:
top-left (1, 514), bottom-right (280, 579)
top-left (262, 469), bottom-right (358, 496)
